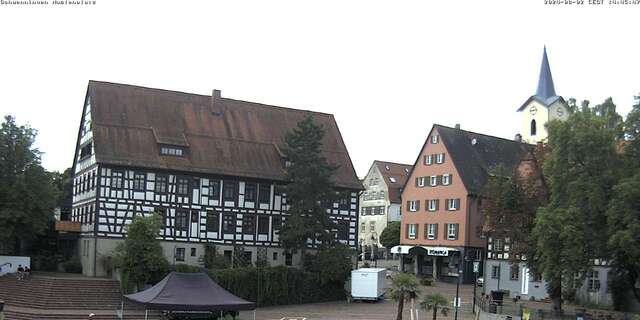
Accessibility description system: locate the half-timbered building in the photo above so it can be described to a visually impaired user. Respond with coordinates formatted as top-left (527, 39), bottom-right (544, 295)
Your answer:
top-left (70, 81), bottom-right (362, 277)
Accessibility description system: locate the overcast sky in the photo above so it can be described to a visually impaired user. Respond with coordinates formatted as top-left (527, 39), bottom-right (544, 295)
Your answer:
top-left (1, 0), bottom-right (638, 178)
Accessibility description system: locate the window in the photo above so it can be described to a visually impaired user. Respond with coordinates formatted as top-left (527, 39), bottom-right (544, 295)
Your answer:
top-left (424, 154), bottom-right (433, 165)
top-left (272, 218), bottom-right (282, 236)
top-left (258, 184), bottom-right (270, 204)
top-left (258, 216), bottom-right (269, 235)
top-left (80, 143), bottom-right (92, 160)
top-left (176, 177), bottom-right (189, 195)
top-left (408, 224), bottom-right (417, 239)
top-left (223, 180), bottom-right (237, 201)
top-left (223, 214), bottom-right (235, 234)
top-left (436, 153), bottom-right (445, 164)
top-left (245, 183), bottom-right (256, 202)
top-left (209, 180), bottom-right (220, 198)
top-left (133, 172), bottom-right (146, 191)
top-left (285, 253), bottom-right (292, 266)
top-left (206, 211), bottom-right (219, 232)
top-left (273, 252), bottom-right (278, 260)
top-left (417, 177), bottom-right (426, 187)
top-left (427, 223), bottom-right (437, 240)
top-left (446, 198), bottom-right (460, 211)
top-left (430, 176), bottom-right (438, 186)
top-left (92, 171), bottom-right (96, 189)
top-left (160, 145), bottom-right (184, 156)
top-left (338, 196), bottom-right (350, 210)
top-left (431, 135), bottom-right (439, 144)
top-left (491, 265), bottom-right (500, 279)
top-left (532, 272), bottom-right (542, 282)
top-left (494, 238), bottom-right (504, 252)
top-left (408, 200), bottom-right (418, 212)
top-left (192, 178), bottom-right (200, 190)
top-left (360, 222), bottom-right (366, 231)
top-left (428, 199), bottom-right (439, 211)
top-left (447, 223), bottom-right (458, 240)
top-left (243, 215), bottom-right (255, 235)
top-left (112, 171), bottom-right (124, 189)
top-left (587, 270), bottom-right (600, 292)
top-left (175, 248), bottom-right (185, 262)
top-left (191, 248), bottom-right (197, 257)
top-left (510, 264), bottom-right (519, 280)
top-left (369, 221), bottom-right (376, 232)
top-left (155, 175), bottom-right (168, 193)
top-left (530, 119), bottom-right (537, 136)
top-left (175, 211), bottom-right (189, 231)
top-left (443, 174), bottom-right (451, 185)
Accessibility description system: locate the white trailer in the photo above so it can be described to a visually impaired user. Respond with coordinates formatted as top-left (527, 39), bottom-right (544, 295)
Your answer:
top-left (350, 268), bottom-right (387, 301)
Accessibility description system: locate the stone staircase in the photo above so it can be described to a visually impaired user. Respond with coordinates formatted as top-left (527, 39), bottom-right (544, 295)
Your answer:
top-left (0, 273), bottom-right (160, 320)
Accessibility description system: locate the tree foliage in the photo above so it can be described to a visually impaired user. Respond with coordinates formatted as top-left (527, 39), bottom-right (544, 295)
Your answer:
top-left (304, 243), bottom-right (353, 285)
top-left (113, 213), bottom-right (169, 292)
top-left (606, 171), bottom-right (640, 305)
top-left (0, 115), bottom-right (58, 255)
top-left (379, 221), bottom-right (401, 249)
top-left (387, 272), bottom-right (420, 320)
top-left (279, 115), bottom-right (342, 266)
top-left (420, 293), bottom-right (449, 320)
top-left (531, 101), bottom-right (622, 311)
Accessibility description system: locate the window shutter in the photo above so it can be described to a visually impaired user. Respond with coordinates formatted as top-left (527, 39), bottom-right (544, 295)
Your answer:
top-left (425, 200), bottom-right (429, 211)
top-left (406, 201), bottom-right (410, 211)
top-left (405, 224), bottom-right (409, 239)
top-left (435, 199), bottom-right (440, 211)
top-left (415, 224), bottom-right (419, 239)
top-left (424, 224), bottom-right (428, 239)
top-left (434, 224), bottom-right (438, 239)
top-left (415, 177), bottom-right (419, 187)
top-left (445, 199), bottom-right (450, 211)
top-left (437, 175), bottom-right (442, 185)
top-left (455, 198), bottom-right (461, 210)
top-left (423, 155), bottom-right (427, 165)
top-left (416, 200), bottom-right (420, 211)
top-left (445, 223), bottom-right (449, 239)
top-left (454, 224), bottom-right (459, 240)
top-left (449, 174), bottom-right (453, 185)
top-left (442, 153), bottom-right (446, 163)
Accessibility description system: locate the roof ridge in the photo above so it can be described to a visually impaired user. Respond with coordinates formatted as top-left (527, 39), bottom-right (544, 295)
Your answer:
top-left (88, 80), bottom-right (334, 117)
top-left (434, 124), bottom-right (535, 146)
top-left (373, 160), bottom-right (412, 167)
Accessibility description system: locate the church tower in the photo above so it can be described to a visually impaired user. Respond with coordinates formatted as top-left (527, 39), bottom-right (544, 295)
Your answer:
top-left (517, 47), bottom-right (568, 143)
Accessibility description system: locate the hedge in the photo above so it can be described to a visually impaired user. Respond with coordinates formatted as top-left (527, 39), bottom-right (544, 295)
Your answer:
top-left (209, 266), bottom-right (345, 307)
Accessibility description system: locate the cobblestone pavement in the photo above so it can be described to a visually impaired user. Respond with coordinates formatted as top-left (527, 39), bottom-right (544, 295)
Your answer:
top-left (239, 281), bottom-right (481, 320)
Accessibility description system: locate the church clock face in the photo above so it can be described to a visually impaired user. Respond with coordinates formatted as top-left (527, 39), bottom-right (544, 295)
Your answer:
top-left (556, 106), bottom-right (564, 117)
top-left (529, 105), bottom-right (538, 115)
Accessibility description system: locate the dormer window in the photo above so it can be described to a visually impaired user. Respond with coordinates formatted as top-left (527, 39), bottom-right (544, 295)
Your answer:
top-left (431, 135), bottom-right (439, 144)
top-left (160, 145), bottom-right (185, 156)
top-left (79, 143), bottom-right (92, 161)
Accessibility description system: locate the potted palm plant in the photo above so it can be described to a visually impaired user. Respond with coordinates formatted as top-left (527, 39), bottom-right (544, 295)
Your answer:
top-left (421, 293), bottom-right (450, 320)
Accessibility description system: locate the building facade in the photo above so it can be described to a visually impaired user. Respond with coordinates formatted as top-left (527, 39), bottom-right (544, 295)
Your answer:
top-left (70, 81), bottom-right (362, 277)
top-left (358, 161), bottom-right (411, 254)
top-left (394, 124), bottom-right (531, 284)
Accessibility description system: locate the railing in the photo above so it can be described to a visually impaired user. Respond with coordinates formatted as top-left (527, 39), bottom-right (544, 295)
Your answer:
top-left (475, 293), bottom-right (633, 320)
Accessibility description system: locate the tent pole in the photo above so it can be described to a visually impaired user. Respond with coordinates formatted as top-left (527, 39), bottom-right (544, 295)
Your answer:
top-left (145, 309), bottom-right (148, 320)
top-left (253, 310), bottom-right (256, 320)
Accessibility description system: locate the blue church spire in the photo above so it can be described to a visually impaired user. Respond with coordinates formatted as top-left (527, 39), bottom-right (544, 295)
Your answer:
top-left (535, 46), bottom-right (557, 100)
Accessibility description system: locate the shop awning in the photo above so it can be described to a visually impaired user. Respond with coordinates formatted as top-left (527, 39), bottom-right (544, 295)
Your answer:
top-left (391, 245), bottom-right (460, 255)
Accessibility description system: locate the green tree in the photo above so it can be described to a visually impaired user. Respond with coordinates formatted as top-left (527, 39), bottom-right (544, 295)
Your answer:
top-left (531, 103), bottom-right (621, 312)
top-left (0, 115), bottom-right (58, 255)
top-left (420, 293), bottom-right (449, 320)
top-left (379, 221), bottom-right (401, 250)
top-left (305, 244), bottom-right (353, 285)
top-left (623, 94), bottom-right (640, 168)
top-left (606, 171), bottom-right (640, 305)
top-left (387, 272), bottom-right (420, 320)
top-left (113, 213), bottom-right (169, 292)
top-left (279, 115), bottom-right (341, 268)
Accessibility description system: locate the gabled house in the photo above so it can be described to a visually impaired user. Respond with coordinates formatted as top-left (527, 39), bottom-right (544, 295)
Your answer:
top-left (358, 161), bottom-right (411, 254)
top-left (69, 81), bottom-right (362, 277)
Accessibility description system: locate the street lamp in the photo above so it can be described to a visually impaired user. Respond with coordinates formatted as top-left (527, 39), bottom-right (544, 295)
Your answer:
top-left (370, 234), bottom-right (377, 268)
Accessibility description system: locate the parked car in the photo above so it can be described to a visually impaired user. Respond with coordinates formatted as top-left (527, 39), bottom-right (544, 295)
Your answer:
top-left (476, 277), bottom-right (484, 287)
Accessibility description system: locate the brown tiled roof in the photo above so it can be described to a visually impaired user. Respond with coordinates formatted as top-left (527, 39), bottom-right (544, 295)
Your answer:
top-left (87, 81), bottom-right (362, 190)
top-left (374, 160), bottom-right (412, 204)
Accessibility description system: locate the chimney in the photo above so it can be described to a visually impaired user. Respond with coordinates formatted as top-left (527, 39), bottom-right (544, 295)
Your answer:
top-left (211, 89), bottom-right (223, 116)
top-left (515, 133), bottom-right (522, 142)
top-left (455, 124), bottom-right (460, 130)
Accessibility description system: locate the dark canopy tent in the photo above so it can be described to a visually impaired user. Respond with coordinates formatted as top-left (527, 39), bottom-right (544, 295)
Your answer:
top-left (124, 272), bottom-right (255, 319)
